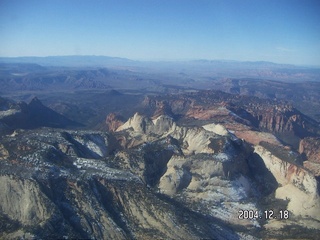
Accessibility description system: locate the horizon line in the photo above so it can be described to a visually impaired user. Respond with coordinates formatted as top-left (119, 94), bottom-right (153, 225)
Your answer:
top-left (1, 55), bottom-right (319, 68)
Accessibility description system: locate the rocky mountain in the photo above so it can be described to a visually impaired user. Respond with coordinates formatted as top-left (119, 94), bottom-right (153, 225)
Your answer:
top-left (1, 79), bottom-right (320, 239)
top-left (1, 55), bottom-right (320, 239)
top-left (1, 108), bottom-right (320, 239)
top-left (227, 102), bottom-right (320, 148)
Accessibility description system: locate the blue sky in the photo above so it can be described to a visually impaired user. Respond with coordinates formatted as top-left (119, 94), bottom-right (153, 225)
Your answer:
top-left (0, 0), bottom-right (319, 65)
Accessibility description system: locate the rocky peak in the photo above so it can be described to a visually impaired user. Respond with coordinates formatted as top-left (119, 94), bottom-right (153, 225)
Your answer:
top-left (116, 112), bottom-right (150, 133)
top-left (28, 97), bottom-right (43, 107)
top-left (116, 112), bottom-right (242, 155)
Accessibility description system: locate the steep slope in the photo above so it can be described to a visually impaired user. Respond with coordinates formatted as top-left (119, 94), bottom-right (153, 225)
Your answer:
top-left (213, 78), bottom-right (320, 122)
top-left (105, 112), bottom-right (125, 132)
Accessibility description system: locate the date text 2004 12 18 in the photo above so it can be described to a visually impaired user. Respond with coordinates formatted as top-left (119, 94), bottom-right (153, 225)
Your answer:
top-left (238, 209), bottom-right (289, 220)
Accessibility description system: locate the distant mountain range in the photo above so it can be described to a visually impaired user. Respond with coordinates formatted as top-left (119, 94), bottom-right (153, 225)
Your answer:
top-left (0, 55), bottom-right (137, 67)
top-left (0, 55), bottom-right (317, 69)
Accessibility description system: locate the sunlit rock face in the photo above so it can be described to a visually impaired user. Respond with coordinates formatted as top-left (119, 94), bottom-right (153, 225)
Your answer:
top-left (114, 113), bottom-right (261, 229)
top-left (0, 176), bottom-right (54, 226)
top-left (116, 113), bottom-right (233, 155)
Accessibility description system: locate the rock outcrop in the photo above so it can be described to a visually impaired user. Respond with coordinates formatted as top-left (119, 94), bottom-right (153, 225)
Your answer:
top-left (151, 100), bottom-right (175, 119)
top-left (113, 113), bottom-right (261, 229)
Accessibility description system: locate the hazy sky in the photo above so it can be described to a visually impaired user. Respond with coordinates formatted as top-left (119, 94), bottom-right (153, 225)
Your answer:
top-left (1, 0), bottom-right (319, 65)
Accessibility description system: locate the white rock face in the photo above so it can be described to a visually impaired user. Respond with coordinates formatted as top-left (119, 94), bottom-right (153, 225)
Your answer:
top-left (117, 113), bottom-right (176, 135)
top-left (117, 113), bottom-right (152, 133)
top-left (116, 113), bottom-right (219, 154)
top-left (74, 134), bottom-right (108, 157)
top-left (158, 164), bottom-right (190, 195)
top-left (158, 152), bottom-right (259, 227)
top-left (0, 176), bottom-right (54, 226)
top-left (172, 127), bottom-right (215, 154)
top-left (203, 123), bottom-right (229, 136)
top-left (254, 145), bottom-right (320, 220)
